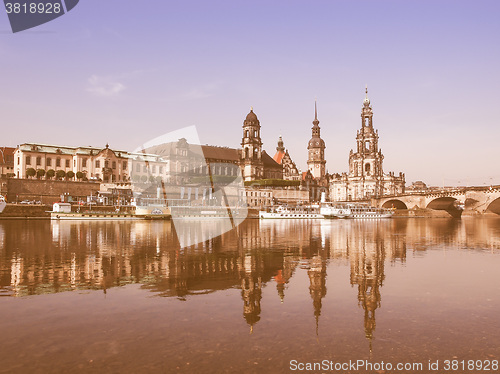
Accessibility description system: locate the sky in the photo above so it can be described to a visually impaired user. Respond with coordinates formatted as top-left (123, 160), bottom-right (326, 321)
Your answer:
top-left (1, 0), bottom-right (499, 186)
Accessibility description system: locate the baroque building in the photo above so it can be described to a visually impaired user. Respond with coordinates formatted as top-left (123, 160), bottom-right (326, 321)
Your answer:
top-left (307, 101), bottom-right (326, 180)
top-left (330, 88), bottom-right (405, 201)
top-left (239, 108), bottom-right (282, 181)
top-left (272, 135), bottom-right (300, 181)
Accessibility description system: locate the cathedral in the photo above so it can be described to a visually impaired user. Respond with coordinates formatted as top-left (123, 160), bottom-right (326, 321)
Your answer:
top-left (329, 87), bottom-right (405, 201)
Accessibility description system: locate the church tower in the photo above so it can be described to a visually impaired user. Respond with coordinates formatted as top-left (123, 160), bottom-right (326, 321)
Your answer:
top-left (307, 101), bottom-right (326, 179)
top-left (348, 86), bottom-right (384, 196)
top-left (240, 108), bottom-right (263, 181)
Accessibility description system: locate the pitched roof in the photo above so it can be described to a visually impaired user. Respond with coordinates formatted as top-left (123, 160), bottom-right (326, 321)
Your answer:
top-left (273, 150), bottom-right (285, 164)
top-left (262, 151), bottom-right (281, 169)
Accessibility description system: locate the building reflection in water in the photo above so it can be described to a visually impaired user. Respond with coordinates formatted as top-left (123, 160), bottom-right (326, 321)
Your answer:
top-left (1, 218), bottom-right (500, 344)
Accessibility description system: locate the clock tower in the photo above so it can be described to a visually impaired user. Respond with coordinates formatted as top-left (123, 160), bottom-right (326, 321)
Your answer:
top-left (307, 100), bottom-right (326, 179)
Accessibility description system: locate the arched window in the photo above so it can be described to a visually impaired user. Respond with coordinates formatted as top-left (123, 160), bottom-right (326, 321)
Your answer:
top-left (245, 130), bottom-right (249, 138)
top-left (365, 141), bottom-right (370, 151)
top-left (36, 156), bottom-right (41, 166)
top-left (365, 163), bottom-right (371, 175)
top-left (245, 148), bottom-right (250, 159)
top-left (253, 148), bottom-right (258, 159)
top-left (365, 117), bottom-right (369, 126)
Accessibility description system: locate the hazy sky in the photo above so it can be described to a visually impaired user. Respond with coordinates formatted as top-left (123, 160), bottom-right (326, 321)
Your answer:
top-left (1, 0), bottom-right (499, 186)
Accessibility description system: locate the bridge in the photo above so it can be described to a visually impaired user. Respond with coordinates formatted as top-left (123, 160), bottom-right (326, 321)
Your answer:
top-left (371, 186), bottom-right (500, 218)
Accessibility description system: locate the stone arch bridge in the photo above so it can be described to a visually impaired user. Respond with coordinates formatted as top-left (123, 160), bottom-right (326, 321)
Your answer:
top-left (371, 187), bottom-right (500, 218)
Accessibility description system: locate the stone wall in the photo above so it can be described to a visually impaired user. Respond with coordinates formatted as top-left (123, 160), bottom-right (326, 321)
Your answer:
top-left (5, 178), bottom-right (101, 204)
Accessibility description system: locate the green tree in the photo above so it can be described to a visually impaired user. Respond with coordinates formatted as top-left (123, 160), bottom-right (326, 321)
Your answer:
top-left (66, 171), bottom-right (75, 180)
top-left (140, 175), bottom-right (148, 183)
top-left (132, 175), bottom-right (141, 182)
top-left (148, 175), bottom-right (156, 183)
top-left (56, 170), bottom-right (66, 180)
top-left (76, 171), bottom-right (84, 180)
top-left (26, 168), bottom-right (36, 178)
top-left (46, 169), bottom-right (55, 179)
top-left (36, 169), bottom-right (45, 179)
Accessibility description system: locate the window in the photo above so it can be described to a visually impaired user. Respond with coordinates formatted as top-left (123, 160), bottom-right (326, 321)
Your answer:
top-left (82, 158), bottom-right (87, 168)
top-left (123, 161), bottom-right (127, 170)
top-left (159, 166), bottom-right (163, 174)
top-left (143, 165), bottom-right (147, 173)
top-left (26, 156), bottom-right (31, 165)
top-left (47, 158), bottom-right (52, 167)
top-left (36, 156), bottom-right (41, 166)
top-left (112, 161), bottom-right (116, 169)
top-left (365, 163), bottom-right (371, 175)
top-left (95, 160), bottom-right (100, 168)
top-left (365, 117), bottom-right (369, 126)
top-left (56, 158), bottom-right (61, 167)
top-left (65, 159), bottom-right (70, 168)
top-left (152, 165), bottom-right (156, 173)
top-left (136, 164), bottom-right (140, 172)
top-left (105, 160), bottom-right (109, 168)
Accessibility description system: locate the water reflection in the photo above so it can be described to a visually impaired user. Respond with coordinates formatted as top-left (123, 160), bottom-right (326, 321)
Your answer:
top-left (1, 218), bottom-right (500, 341)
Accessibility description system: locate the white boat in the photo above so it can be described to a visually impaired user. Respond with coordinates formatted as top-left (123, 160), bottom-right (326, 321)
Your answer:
top-left (0, 195), bottom-right (6, 214)
top-left (349, 204), bottom-right (394, 219)
top-left (321, 202), bottom-right (393, 219)
top-left (320, 204), bottom-right (352, 219)
top-left (50, 201), bottom-right (171, 220)
top-left (259, 205), bottom-right (323, 219)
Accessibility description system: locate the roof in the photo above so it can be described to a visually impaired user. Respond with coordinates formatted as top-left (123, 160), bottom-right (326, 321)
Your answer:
top-left (0, 147), bottom-right (15, 164)
top-left (262, 151), bottom-right (281, 169)
top-left (201, 145), bottom-right (239, 162)
top-left (273, 150), bottom-right (285, 165)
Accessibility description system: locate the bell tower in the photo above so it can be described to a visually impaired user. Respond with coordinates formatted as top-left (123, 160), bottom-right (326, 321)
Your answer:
top-left (307, 100), bottom-right (326, 179)
top-left (349, 86), bottom-right (384, 180)
top-left (241, 107), bottom-right (263, 181)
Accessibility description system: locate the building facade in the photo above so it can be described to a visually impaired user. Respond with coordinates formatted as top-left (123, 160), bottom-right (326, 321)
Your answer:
top-left (272, 136), bottom-right (300, 181)
top-left (330, 88), bottom-right (405, 201)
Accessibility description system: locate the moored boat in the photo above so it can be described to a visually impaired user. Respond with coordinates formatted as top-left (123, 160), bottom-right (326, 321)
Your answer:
top-left (259, 204), bottom-right (323, 219)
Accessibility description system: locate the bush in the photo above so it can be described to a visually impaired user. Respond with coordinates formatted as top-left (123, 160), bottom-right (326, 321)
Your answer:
top-left (56, 170), bottom-right (66, 180)
top-left (26, 168), bottom-right (36, 178)
top-left (244, 179), bottom-right (300, 187)
top-left (76, 171), bottom-right (84, 180)
top-left (66, 171), bottom-right (75, 180)
top-left (140, 175), bottom-right (148, 182)
top-left (36, 169), bottom-right (45, 179)
top-left (46, 169), bottom-right (55, 179)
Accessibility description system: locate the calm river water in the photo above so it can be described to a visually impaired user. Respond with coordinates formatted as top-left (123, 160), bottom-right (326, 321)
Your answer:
top-left (1, 218), bottom-right (500, 373)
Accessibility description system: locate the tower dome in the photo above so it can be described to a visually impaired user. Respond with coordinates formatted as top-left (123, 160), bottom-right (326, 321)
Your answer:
top-left (245, 108), bottom-right (258, 122)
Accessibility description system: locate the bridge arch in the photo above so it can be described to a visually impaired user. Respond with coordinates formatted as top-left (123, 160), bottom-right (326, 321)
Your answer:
top-left (486, 197), bottom-right (500, 215)
top-left (426, 196), bottom-right (457, 210)
top-left (382, 199), bottom-right (408, 209)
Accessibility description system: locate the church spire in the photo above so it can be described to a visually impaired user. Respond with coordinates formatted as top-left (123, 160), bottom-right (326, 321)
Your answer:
top-left (313, 98), bottom-right (319, 127)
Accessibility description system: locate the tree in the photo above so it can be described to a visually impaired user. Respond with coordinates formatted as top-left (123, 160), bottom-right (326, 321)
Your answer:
top-left (149, 175), bottom-right (156, 183)
top-left (46, 169), bottom-right (55, 179)
top-left (132, 175), bottom-right (141, 182)
top-left (26, 168), bottom-right (36, 178)
top-left (36, 169), bottom-right (45, 179)
top-left (156, 176), bottom-right (163, 184)
top-left (66, 171), bottom-right (75, 180)
top-left (6, 173), bottom-right (15, 178)
top-left (56, 170), bottom-right (66, 180)
top-left (76, 171), bottom-right (84, 180)
top-left (140, 175), bottom-right (148, 183)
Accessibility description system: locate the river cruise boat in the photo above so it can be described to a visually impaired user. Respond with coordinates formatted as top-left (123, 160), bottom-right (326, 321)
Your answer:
top-left (320, 203), bottom-right (352, 219)
top-left (320, 202), bottom-right (394, 219)
top-left (349, 204), bottom-right (394, 219)
top-left (50, 201), bottom-right (171, 220)
top-left (259, 205), bottom-right (323, 219)
top-left (0, 195), bottom-right (6, 214)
